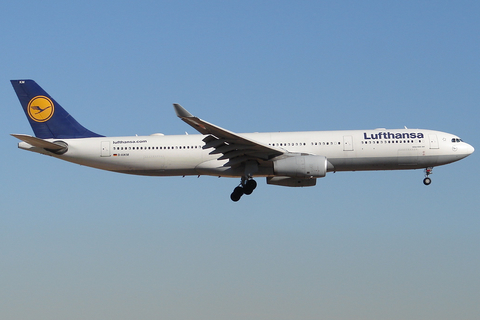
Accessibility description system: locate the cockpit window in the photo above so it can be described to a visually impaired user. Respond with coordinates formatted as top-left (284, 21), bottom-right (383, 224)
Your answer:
top-left (451, 138), bottom-right (463, 143)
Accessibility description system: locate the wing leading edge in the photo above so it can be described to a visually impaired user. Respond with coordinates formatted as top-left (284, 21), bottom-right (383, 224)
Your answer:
top-left (173, 104), bottom-right (284, 167)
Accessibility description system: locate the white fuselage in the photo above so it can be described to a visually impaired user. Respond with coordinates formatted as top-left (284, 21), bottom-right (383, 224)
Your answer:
top-left (18, 128), bottom-right (474, 178)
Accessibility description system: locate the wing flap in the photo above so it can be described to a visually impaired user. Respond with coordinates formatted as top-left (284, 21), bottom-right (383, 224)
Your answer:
top-left (223, 156), bottom-right (252, 167)
top-left (218, 149), bottom-right (252, 160)
top-left (203, 138), bottom-right (228, 149)
top-left (209, 144), bottom-right (251, 155)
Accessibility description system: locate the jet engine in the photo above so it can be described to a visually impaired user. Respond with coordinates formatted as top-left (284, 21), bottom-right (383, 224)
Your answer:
top-left (273, 155), bottom-right (328, 178)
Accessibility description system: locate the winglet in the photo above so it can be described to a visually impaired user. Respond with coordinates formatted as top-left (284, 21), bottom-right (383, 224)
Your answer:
top-left (173, 104), bottom-right (194, 118)
top-left (173, 104), bottom-right (210, 134)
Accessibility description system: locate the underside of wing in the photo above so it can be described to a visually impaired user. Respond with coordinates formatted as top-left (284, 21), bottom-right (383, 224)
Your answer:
top-left (174, 104), bottom-right (284, 168)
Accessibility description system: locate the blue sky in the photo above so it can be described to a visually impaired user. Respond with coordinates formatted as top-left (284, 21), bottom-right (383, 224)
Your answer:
top-left (1, 1), bottom-right (479, 319)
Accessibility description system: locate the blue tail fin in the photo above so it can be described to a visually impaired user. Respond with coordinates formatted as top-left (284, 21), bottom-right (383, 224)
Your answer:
top-left (11, 80), bottom-right (103, 139)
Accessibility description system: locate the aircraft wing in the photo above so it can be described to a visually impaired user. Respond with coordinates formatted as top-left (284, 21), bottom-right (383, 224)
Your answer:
top-left (174, 104), bottom-right (284, 167)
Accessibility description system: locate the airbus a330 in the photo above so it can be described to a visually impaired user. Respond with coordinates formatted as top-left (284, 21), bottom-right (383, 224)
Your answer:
top-left (11, 80), bottom-right (474, 201)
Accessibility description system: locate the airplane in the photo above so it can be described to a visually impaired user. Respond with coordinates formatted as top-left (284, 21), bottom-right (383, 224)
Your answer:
top-left (11, 79), bottom-right (474, 201)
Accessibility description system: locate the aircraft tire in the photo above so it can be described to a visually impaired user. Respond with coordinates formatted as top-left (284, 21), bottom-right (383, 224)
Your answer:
top-left (243, 179), bottom-right (257, 195)
top-left (423, 177), bottom-right (432, 185)
top-left (231, 186), bottom-right (244, 202)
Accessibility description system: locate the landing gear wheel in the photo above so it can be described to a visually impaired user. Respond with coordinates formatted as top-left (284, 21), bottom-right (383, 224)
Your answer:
top-left (230, 186), bottom-right (244, 202)
top-left (423, 167), bottom-right (433, 186)
top-left (243, 179), bottom-right (257, 195)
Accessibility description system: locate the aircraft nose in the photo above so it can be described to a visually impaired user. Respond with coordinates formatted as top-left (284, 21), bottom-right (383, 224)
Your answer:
top-left (466, 143), bottom-right (475, 155)
top-left (460, 142), bottom-right (475, 156)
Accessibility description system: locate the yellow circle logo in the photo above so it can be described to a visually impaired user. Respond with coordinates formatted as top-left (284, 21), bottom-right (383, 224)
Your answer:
top-left (27, 96), bottom-right (54, 122)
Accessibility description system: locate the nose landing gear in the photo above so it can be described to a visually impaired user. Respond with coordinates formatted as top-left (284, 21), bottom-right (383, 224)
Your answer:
top-left (423, 167), bottom-right (433, 185)
top-left (230, 177), bottom-right (257, 202)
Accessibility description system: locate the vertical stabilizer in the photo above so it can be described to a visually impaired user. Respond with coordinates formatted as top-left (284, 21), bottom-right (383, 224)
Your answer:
top-left (11, 80), bottom-right (103, 139)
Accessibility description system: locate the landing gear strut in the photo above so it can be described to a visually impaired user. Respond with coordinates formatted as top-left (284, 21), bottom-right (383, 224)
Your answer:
top-left (423, 167), bottom-right (433, 185)
top-left (230, 177), bottom-right (257, 202)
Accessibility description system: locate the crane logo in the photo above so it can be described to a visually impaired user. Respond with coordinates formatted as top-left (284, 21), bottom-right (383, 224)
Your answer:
top-left (28, 96), bottom-right (54, 122)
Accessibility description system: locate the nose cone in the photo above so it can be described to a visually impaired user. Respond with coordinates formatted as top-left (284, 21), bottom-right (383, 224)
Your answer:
top-left (458, 142), bottom-right (475, 158)
top-left (466, 143), bottom-right (475, 155)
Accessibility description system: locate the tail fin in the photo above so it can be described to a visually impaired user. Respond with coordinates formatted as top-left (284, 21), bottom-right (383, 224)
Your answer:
top-left (11, 80), bottom-right (103, 139)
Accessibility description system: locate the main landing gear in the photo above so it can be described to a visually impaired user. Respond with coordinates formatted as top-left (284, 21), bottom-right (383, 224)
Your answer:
top-left (230, 177), bottom-right (257, 202)
top-left (423, 167), bottom-right (433, 185)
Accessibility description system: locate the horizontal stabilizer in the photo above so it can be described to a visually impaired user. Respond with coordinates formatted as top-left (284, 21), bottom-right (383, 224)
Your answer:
top-left (11, 134), bottom-right (67, 152)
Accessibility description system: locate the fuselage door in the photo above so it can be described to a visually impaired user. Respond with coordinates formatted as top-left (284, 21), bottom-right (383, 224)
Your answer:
top-left (101, 141), bottom-right (111, 157)
top-left (429, 135), bottom-right (439, 149)
top-left (343, 135), bottom-right (353, 151)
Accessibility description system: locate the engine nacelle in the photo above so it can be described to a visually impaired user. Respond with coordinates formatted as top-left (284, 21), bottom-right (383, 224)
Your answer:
top-left (273, 155), bottom-right (328, 178)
